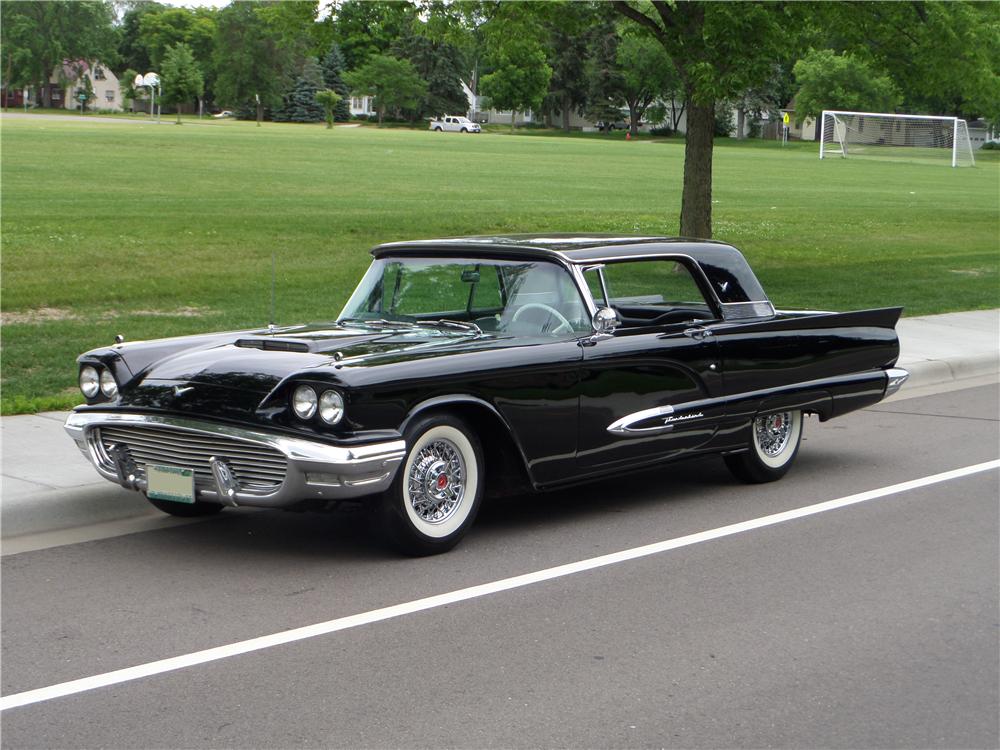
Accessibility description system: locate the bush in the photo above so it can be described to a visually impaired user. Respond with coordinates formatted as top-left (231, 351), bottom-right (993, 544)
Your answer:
top-left (650, 125), bottom-right (673, 137)
top-left (980, 141), bottom-right (998, 150)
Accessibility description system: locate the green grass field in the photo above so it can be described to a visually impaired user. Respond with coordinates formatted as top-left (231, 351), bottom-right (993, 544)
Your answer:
top-left (1, 115), bottom-right (998, 414)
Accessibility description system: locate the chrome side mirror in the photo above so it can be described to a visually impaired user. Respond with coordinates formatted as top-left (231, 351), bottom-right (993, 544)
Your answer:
top-left (591, 307), bottom-right (620, 335)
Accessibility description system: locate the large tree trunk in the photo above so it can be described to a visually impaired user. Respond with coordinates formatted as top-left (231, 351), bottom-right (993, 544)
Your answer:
top-left (39, 68), bottom-right (51, 108)
top-left (256, 99), bottom-right (263, 127)
top-left (628, 100), bottom-right (639, 137)
top-left (679, 99), bottom-right (714, 239)
top-left (510, 109), bottom-right (516, 133)
top-left (561, 93), bottom-right (570, 131)
top-left (736, 107), bottom-right (745, 139)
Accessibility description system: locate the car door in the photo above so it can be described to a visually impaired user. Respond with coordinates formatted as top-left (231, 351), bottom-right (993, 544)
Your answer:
top-left (576, 259), bottom-right (725, 473)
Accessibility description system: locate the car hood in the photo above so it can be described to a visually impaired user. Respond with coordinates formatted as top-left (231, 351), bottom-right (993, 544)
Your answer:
top-left (123, 323), bottom-right (513, 398)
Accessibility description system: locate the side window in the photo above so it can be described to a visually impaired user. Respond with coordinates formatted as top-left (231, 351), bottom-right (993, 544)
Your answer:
top-left (586, 260), bottom-right (714, 326)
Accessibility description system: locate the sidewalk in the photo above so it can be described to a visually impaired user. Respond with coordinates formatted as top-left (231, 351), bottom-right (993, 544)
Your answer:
top-left (2, 309), bottom-right (997, 544)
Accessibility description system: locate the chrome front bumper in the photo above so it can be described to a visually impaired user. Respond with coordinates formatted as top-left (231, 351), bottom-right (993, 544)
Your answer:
top-left (64, 411), bottom-right (406, 508)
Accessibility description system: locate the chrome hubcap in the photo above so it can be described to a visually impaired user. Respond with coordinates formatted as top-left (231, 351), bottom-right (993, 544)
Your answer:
top-left (407, 439), bottom-right (465, 524)
top-left (755, 411), bottom-right (792, 457)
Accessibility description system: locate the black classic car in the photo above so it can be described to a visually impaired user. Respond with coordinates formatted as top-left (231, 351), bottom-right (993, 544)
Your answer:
top-left (66, 235), bottom-right (909, 554)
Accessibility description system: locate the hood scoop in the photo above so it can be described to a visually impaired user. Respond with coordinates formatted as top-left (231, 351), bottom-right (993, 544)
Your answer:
top-left (235, 338), bottom-right (310, 353)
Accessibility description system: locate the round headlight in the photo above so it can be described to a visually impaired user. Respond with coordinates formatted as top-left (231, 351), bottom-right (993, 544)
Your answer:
top-left (80, 366), bottom-right (100, 398)
top-left (292, 385), bottom-right (317, 419)
top-left (99, 368), bottom-right (118, 398)
top-left (319, 390), bottom-right (344, 425)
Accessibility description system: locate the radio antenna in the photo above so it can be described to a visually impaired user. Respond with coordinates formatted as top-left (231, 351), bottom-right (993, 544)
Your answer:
top-left (268, 253), bottom-right (276, 334)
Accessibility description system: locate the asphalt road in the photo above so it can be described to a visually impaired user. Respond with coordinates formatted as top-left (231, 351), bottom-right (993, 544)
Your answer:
top-left (2, 383), bottom-right (997, 749)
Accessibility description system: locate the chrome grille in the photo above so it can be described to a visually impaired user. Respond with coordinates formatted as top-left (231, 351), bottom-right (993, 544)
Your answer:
top-left (96, 425), bottom-right (287, 495)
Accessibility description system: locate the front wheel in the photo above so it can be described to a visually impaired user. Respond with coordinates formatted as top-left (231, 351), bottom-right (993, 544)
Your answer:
top-left (724, 409), bottom-right (802, 483)
top-left (372, 414), bottom-right (484, 556)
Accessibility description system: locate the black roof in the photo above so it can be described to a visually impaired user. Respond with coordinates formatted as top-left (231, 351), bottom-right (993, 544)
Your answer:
top-left (372, 234), bottom-right (736, 264)
top-left (372, 234), bottom-right (770, 305)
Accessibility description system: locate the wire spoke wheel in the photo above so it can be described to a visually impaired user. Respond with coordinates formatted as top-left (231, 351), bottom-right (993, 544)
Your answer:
top-left (375, 415), bottom-right (484, 556)
top-left (406, 439), bottom-right (466, 525)
top-left (725, 409), bottom-right (803, 483)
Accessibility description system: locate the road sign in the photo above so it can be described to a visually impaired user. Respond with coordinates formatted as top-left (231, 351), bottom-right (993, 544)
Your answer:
top-left (782, 112), bottom-right (790, 125)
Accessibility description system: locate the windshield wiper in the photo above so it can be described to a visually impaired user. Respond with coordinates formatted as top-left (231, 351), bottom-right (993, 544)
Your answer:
top-left (415, 319), bottom-right (483, 335)
top-left (337, 318), bottom-right (417, 329)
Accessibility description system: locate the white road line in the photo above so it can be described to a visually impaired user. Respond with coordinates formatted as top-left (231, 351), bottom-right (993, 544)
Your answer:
top-left (2, 459), bottom-right (997, 712)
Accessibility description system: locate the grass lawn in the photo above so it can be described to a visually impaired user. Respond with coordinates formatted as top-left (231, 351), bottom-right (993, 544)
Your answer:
top-left (1, 115), bottom-right (998, 414)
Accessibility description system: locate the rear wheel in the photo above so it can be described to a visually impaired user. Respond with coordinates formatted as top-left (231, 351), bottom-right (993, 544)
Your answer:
top-left (372, 413), bottom-right (484, 556)
top-left (145, 494), bottom-right (225, 517)
top-left (724, 409), bottom-right (802, 483)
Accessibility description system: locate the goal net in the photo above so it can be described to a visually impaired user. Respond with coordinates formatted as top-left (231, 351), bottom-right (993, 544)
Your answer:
top-left (820, 110), bottom-right (975, 167)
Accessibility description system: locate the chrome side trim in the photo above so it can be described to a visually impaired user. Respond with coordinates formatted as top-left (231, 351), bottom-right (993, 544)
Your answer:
top-left (884, 367), bottom-right (909, 397)
top-left (65, 411), bottom-right (406, 507)
top-left (608, 405), bottom-right (676, 435)
top-left (605, 368), bottom-right (901, 437)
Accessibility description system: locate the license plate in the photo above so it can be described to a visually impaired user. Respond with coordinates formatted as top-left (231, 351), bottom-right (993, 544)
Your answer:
top-left (146, 464), bottom-right (195, 504)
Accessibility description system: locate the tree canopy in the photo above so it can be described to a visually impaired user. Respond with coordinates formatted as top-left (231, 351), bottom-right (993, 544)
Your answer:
top-left (1, 0), bottom-right (117, 108)
top-left (160, 42), bottom-right (204, 123)
top-left (344, 54), bottom-right (427, 125)
top-left (792, 49), bottom-right (900, 123)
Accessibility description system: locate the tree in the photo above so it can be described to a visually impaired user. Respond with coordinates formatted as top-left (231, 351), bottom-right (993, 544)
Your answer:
top-left (274, 59), bottom-right (325, 123)
top-left (213, 1), bottom-right (291, 125)
top-left (160, 42), bottom-right (203, 123)
top-left (820, 2), bottom-right (1000, 124)
top-left (480, 38), bottom-right (552, 132)
top-left (0, 1), bottom-right (116, 109)
top-left (616, 32), bottom-right (677, 136)
top-left (583, 13), bottom-right (623, 134)
top-left (315, 89), bottom-right (342, 128)
top-left (542, 2), bottom-right (597, 130)
top-left (329, 0), bottom-right (417, 71)
top-left (320, 42), bottom-right (351, 121)
top-left (120, 67), bottom-right (140, 112)
top-left (478, 3), bottom-right (553, 132)
top-left (116, 1), bottom-right (167, 75)
top-left (137, 7), bottom-right (216, 70)
top-left (792, 50), bottom-right (900, 124)
top-left (393, 29), bottom-right (469, 118)
top-left (613, 2), bottom-right (799, 238)
top-left (343, 54), bottom-right (427, 125)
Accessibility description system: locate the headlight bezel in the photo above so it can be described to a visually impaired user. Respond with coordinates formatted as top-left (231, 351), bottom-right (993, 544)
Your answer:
top-left (99, 368), bottom-right (119, 399)
top-left (318, 389), bottom-right (344, 425)
top-left (79, 365), bottom-right (101, 399)
top-left (291, 385), bottom-right (318, 420)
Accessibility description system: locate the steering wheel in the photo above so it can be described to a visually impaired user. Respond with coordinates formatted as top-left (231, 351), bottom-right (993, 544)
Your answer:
top-left (510, 303), bottom-right (573, 335)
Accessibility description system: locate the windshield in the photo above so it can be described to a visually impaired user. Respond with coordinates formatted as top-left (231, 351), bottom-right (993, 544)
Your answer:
top-left (340, 257), bottom-right (590, 336)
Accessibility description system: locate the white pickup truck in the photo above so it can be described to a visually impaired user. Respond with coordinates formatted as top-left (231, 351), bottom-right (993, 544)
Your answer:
top-left (429, 116), bottom-right (481, 133)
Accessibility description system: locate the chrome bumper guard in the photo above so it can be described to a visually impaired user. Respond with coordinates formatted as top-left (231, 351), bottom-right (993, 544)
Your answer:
top-left (64, 412), bottom-right (406, 508)
top-left (884, 367), bottom-right (910, 398)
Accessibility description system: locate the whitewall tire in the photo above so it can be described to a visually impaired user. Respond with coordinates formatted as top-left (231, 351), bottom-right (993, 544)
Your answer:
top-left (724, 409), bottom-right (803, 483)
top-left (374, 414), bottom-right (484, 555)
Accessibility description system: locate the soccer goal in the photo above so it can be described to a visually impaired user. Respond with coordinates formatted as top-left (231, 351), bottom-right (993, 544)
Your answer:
top-left (820, 110), bottom-right (975, 167)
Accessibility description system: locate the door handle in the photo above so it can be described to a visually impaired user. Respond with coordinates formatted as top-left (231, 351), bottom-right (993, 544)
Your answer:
top-left (683, 326), bottom-right (713, 340)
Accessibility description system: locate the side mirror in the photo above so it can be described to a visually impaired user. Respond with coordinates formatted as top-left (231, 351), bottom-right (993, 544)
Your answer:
top-left (592, 307), bottom-right (621, 335)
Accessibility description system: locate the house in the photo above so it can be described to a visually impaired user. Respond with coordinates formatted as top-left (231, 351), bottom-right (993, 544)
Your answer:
top-left (461, 80), bottom-right (535, 125)
top-left (45, 61), bottom-right (123, 112)
top-left (348, 95), bottom-right (375, 118)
